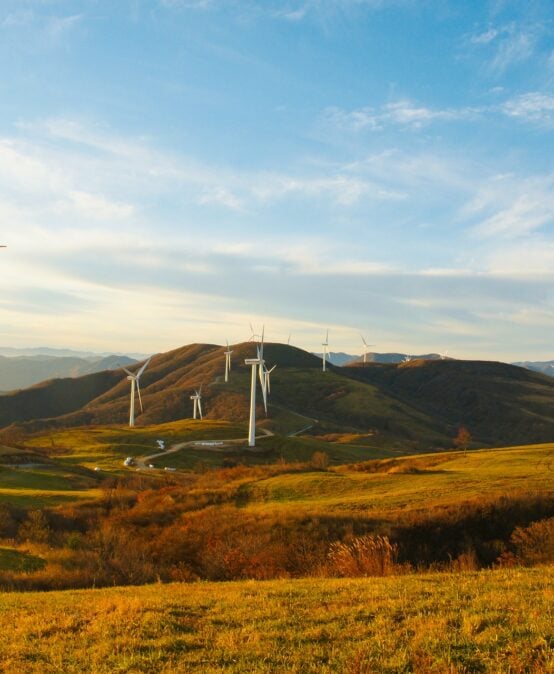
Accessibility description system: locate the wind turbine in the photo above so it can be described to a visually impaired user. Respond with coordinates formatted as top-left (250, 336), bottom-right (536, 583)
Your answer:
top-left (190, 386), bottom-right (203, 420)
top-left (122, 357), bottom-right (152, 428)
top-left (403, 355), bottom-right (412, 363)
top-left (440, 350), bottom-right (449, 360)
top-left (287, 333), bottom-right (291, 345)
top-left (321, 329), bottom-right (329, 372)
top-left (224, 340), bottom-right (233, 383)
top-left (248, 323), bottom-right (263, 342)
top-left (245, 348), bottom-right (262, 447)
top-left (361, 336), bottom-right (375, 364)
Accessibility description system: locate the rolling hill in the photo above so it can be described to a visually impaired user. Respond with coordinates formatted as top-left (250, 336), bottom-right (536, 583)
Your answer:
top-left (0, 354), bottom-right (137, 392)
top-left (0, 343), bottom-right (552, 450)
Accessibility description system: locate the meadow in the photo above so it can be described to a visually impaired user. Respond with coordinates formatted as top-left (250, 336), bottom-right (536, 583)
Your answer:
top-left (0, 567), bottom-right (552, 673)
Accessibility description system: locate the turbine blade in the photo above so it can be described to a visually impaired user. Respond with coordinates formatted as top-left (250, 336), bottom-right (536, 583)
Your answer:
top-left (136, 380), bottom-right (144, 413)
top-left (122, 367), bottom-right (135, 377)
top-left (198, 399), bottom-right (203, 419)
top-left (261, 379), bottom-right (268, 415)
top-left (137, 356), bottom-right (152, 378)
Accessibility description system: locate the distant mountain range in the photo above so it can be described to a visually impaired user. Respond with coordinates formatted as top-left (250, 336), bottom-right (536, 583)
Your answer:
top-left (0, 354), bottom-right (138, 392)
top-left (1, 342), bottom-right (553, 451)
top-left (513, 360), bottom-right (554, 378)
top-left (318, 352), bottom-right (445, 366)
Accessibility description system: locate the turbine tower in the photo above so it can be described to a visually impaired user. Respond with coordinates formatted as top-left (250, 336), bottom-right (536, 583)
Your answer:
top-left (245, 348), bottom-right (262, 447)
top-left (361, 336), bottom-right (375, 364)
top-left (122, 357), bottom-right (152, 428)
top-left (321, 329), bottom-right (329, 372)
top-left (190, 386), bottom-right (203, 420)
top-left (224, 340), bottom-right (233, 383)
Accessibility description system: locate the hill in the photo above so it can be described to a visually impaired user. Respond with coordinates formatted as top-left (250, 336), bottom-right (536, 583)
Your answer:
top-left (343, 358), bottom-right (554, 446)
top-left (0, 354), bottom-right (137, 392)
top-left (514, 359), bottom-right (554, 378)
top-left (0, 343), bottom-right (553, 449)
top-left (1, 567), bottom-right (552, 673)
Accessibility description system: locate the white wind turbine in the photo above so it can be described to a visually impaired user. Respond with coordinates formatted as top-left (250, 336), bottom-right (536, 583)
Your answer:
top-left (403, 355), bottom-right (412, 363)
top-left (190, 386), bottom-right (203, 420)
top-left (361, 336), bottom-right (375, 364)
top-left (245, 347), bottom-right (262, 447)
top-left (321, 329), bottom-right (329, 372)
top-left (224, 340), bottom-right (233, 383)
top-left (122, 357), bottom-right (152, 428)
top-left (248, 323), bottom-right (263, 342)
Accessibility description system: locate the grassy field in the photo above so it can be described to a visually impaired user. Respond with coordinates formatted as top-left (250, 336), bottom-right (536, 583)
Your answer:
top-left (241, 443), bottom-right (554, 518)
top-left (0, 566), bottom-right (551, 673)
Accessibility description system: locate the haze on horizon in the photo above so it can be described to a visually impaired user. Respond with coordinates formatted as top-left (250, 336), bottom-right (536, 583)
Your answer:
top-left (0, 0), bottom-right (553, 362)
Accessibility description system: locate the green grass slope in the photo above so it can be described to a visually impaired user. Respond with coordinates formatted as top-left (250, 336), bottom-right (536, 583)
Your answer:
top-left (0, 567), bottom-right (552, 673)
top-left (345, 358), bottom-right (554, 446)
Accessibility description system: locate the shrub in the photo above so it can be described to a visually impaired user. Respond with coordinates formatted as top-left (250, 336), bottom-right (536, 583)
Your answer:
top-left (18, 510), bottom-right (51, 544)
top-left (499, 517), bottom-right (554, 566)
top-left (310, 451), bottom-right (329, 471)
top-left (328, 535), bottom-right (399, 577)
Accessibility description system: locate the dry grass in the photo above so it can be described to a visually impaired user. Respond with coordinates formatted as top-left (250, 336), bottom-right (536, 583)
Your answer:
top-left (0, 566), bottom-right (552, 672)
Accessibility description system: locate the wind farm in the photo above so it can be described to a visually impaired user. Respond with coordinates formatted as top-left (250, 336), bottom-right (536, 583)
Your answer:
top-left (1, 0), bottom-right (553, 671)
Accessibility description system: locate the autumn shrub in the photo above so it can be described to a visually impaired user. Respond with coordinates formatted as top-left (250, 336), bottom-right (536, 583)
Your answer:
top-left (18, 510), bottom-right (51, 544)
top-left (498, 516), bottom-right (554, 567)
top-left (328, 535), bottom-right (399, 577)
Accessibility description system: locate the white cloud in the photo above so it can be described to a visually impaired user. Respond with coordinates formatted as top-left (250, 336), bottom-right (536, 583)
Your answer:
top-left (490, 28), bottom-right (535, 73)
top-left (468, 174), bottom-right (554, 240)
top-left (502, 92), bottom-right (554, 124)
top-left (471, 28), bottom-right (498, 45)
top-left (322, 99), bottom-right (481, 131)
top-left (468, 22), bottom-right (540, 74)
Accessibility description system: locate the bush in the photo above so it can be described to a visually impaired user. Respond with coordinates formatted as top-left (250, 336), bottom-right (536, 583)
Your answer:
top-left (499, 517), bottom-right (554, 566)
top-left (18, 510), bottom-right (51, 544)
top-left (328, 535), bottom-right (399, 577)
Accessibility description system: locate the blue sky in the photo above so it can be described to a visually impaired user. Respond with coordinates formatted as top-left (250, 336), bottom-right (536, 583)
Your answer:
top-left (0, 0), bottom-right (553, 360)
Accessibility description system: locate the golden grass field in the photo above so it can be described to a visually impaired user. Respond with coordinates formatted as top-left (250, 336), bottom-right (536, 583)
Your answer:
top-left (0, 566), bottom-right (552, 673)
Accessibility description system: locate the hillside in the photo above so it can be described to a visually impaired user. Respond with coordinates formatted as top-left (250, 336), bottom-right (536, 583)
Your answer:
top-left (514, 359), bottom-right (554, 378)
top-left (1, 568), bottom-right (552, 673)
top-left (0, 343), bottom-right (553, 449)
top-left (0, 354), bottom-right (137, 392)
top-left (343, 358), bottom-right (554, 446)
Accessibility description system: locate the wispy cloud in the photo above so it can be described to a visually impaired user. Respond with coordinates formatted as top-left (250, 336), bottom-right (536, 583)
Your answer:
top-left (502, 92), bottom-right (554, 125)
top-left (321, 99), bottom-right (482, 132)
top-left (467, 174), bottom-right (554, 240)
top-left (468, 21), bottom-right (541, 74)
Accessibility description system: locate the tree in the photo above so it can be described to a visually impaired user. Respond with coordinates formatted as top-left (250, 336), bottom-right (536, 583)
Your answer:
top-left (18, 510), bottom-right (51, 544)
top-left (454, 426), bottom-right (472, 455)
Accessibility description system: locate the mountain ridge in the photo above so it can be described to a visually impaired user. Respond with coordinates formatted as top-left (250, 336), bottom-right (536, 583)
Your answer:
top-left (0, 342), bottom-right (553, 450)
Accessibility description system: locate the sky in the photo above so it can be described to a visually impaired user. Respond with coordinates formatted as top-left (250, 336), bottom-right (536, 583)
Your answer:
top-left (0, 0), bottom-right (553, 361)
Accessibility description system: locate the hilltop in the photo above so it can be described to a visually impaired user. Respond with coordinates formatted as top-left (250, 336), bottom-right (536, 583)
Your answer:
top-left (0, 343), bottom-right (553, 449)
